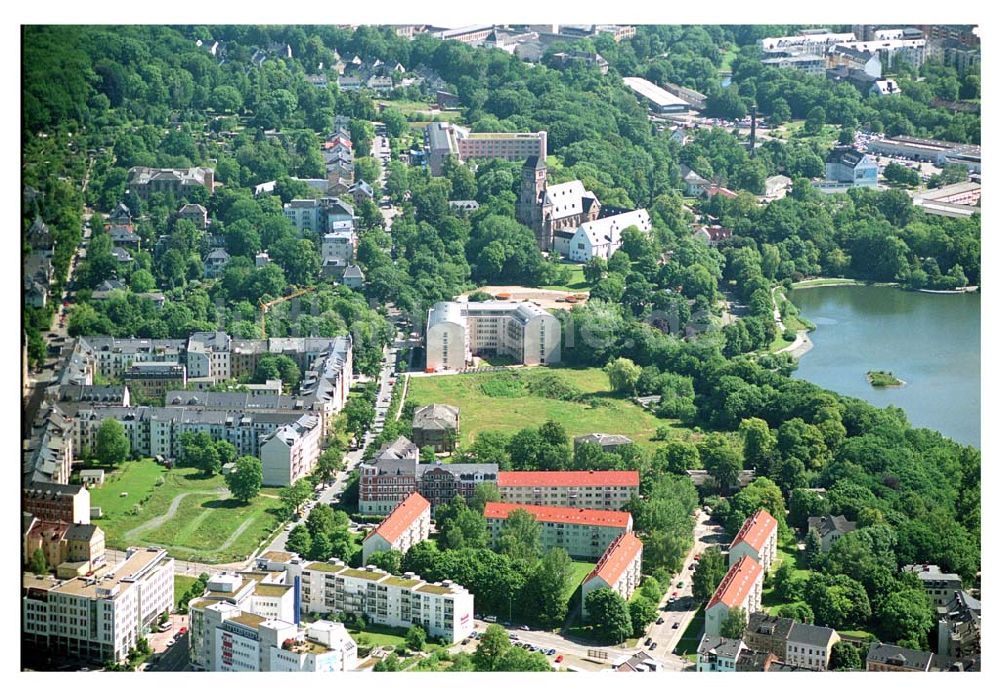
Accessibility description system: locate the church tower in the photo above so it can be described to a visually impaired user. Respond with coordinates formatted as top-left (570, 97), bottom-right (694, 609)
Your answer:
top-left (517, 156), bottom-right (549, 249)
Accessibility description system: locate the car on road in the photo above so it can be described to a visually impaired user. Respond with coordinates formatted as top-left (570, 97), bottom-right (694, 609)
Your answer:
top-left (166, 639), bottom-right (175, 647)
top-left (483, 615), bottom-right (497, 623)
top-left (694, 554), bottom-right (701, 561)
top-left (644, 637), bottom-right (652, 646)
top-left (677, 581), bottom-right (685, 588)
top-left (509, 633), bottom-right (519, 641)
top-left (178, 627), bottom-right (188, 635)
top-left (671, 591), bottom-right (679, 598)
top-left (689, 563), bottom-right (697, 570)
top-left (461, 638), bottom-right (470, 645)
top-left (546, 649), bottom-right (555, 656)
top-left (518, 624), bottom-right (530, 631)
top-left (656, 617), bottom-right (664, 625)
top-left (672, 622), bottom-right (680, 629)
top-left (555, 655), bottom-right (564, 663)
top-left (650, 642), bottom-right (658, 650)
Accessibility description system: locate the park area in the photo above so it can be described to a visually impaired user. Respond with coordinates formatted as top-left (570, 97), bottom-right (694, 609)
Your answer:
top-left (406, 367), bottom-right (687, 453)
top-left (89, 458), bottom-right (284, 564)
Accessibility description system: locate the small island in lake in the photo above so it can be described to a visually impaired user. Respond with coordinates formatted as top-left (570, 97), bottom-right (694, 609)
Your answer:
top-left (867, 370), bottom-right (905, 388)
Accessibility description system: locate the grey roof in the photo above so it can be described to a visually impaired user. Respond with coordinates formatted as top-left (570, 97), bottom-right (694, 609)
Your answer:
top-left (416, 462), bottom-right (498, 481)
top-left (24, 481), bottom-right (84, 497)
top-left (343, 264), bottom-right (364, 279)
top-left (374, 436), bottom-right (419, 463)
top-left (56, 384), bottom-right (127, 404)
top-left (736, 649), bottom-right (773, 671)
top-left (746, 612), bottom-right (795, 640)
top-left (826, 146), bottom-right (870, 167)
top-left (111, 247), bottom-right (133, 262)
top-left (264, 415), bottom-right (320, 446)
top-left (523, 155), bottom-right (545, 171)
top-left (787, 622), bottom-right (837, 648)
top-left (413, 404), bottom-right (460, 430)
top-left (65, 523), bottom-right (101, 542)
top-left (427, 301), bottom-right (464, 328)
top-left (767, 661), bottom-right (809, 672)
top-left (808, 514), bottom-right (856, 537)
top-left (698, 634), bottom-right (745, 659)
top-left (574, 433), bottom-right (633, 447)
top-left (866, 642), bottom-right (933, 670)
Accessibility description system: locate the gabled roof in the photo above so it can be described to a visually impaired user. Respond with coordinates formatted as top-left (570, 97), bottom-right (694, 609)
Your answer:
top-left (497, 470), bottom-right (639, 488)
top-left (866, 642), bottom-right (933, 670)
top-left (787, 622), bottom-right (837, 648)
top-left (707, 556), bottom-right (763, 610)
top-left (808, 514), bottom-right (856, 537)
top-left (585, 532), bottom-right (643, 587)
top-left (729, 509), bottom-right (777, 553)
top-left (698, 634), bottom-right (745, 659)
top-left (366, 491), bottom-right (430, 544)
top-left (413, 403), bottom-right (459, 430)
top-left (483, 502), bottom-right (633, 529)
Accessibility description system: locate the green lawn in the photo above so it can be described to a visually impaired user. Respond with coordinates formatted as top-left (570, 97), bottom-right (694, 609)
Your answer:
top-left (761, 537), bottom-right (813, 615)
top-left (673, 605), bottom-right (705, 657)
top-left (541, 264), bottom-right (589, 293)
top-left (791, 277), bottom-right (867, 289)
top-left (350, 625), bottom-right (409, 647)
top-left (173, 575), bottom-right (199, 611)
top-left (406, 367), bottom-right (690, 452)
top-left (89, 459), bottom-right (284, 563)
top-left (565, 561), bottom-right (596, 605)
top-left (719, 47), bottom-right (738, 73)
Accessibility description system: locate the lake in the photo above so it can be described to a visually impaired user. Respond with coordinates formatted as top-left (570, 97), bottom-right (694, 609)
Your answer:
top-left (791, 285), bottom-right (981, 447)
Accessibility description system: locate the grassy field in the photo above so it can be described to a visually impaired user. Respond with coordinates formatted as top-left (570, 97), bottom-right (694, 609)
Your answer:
top-left (673, 605), bottom-right (705, 658)
top-left (173, 575), bottom-right (199, 610)
top-left (406, 367), bottom-right (690, 452)
top-left (90, 459), bottom-right (284, 563)
top-left (791, 277), bottom-right (867, 289)
top-left (565, 561), bottom-right (596, 605)
top-left (350, 625), bottom-right (409, 648)
top-left (776, 120), bottom-right (840, 150)
top-left (541, 264), bottom-right (589, 293)
top-left (761, 537), bottom-right (812, 615)
top-left (719, 47), bottom-right (738, 73)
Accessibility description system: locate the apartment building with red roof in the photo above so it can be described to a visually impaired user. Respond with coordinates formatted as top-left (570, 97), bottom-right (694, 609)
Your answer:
top-left (483, 502), bottom-right (633, 560)
top-left (361, 492), bottom-right (431, 564)
top-left (705, 556), bottom-right (764, 637)
top-left (581, 532), bottom-right (643, 618)
top-left (497, 470), bottom-right (640, 510)
top-left (729, 509), bottom-right (778, 573)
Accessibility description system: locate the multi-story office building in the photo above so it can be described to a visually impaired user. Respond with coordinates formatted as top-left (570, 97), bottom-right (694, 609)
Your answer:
top-left (580, 532), bottom-right (643, 618)
top-left (426, 122), bottom-right (547, 175)
top-left (260, 415), bottom-right (322, 487)
top-left (497, 470), bottom-right (640, 510)
top-left (22, 547), bottom-right (174, 664)
top-left (705, 556), bottom-right (763, 637)
top-left (903, 564), bottom-right (965, 607)
top-left (361, 492), bottom-right (431, 564)
top-left (728, 508), bottom-right (778, 573)
top-left (321, 229), bottom-right (356, 265)
top-left (483, 502), bottom-right (633, 560)
top-left (425, 300), bottom-right (561, 372)
top-left (85, 337), bottom-right (186, 380)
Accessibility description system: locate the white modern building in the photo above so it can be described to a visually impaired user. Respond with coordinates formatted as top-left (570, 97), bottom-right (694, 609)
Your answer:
top-left (322, 229), bottom-right (356, 265)
top-left (705, 556), bottom-right (764, 637)
top-left (622, 76), bottom-right (697, 113)
top-left (22, 547), bottom-right (175, 665)
top-left (728, 508), bottom-right (778, 573)
top-left (497, 470), bottom-right (640, 510)
top-left (425, 300), bottom-right (561, 372)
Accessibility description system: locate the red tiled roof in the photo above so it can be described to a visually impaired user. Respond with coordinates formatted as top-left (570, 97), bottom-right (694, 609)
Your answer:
top-left (707, 556), bottom-right (763, 610)
top-left (729, 509), bottom-right (777, 553)
top-left (367, 492), bottom-right (430, 544)
top-left (585, 532), bottom-right (643, 586)
top-left (498, 470), bottom-right (640, 488)
top-left (483, 502), bottom-right (633, 529)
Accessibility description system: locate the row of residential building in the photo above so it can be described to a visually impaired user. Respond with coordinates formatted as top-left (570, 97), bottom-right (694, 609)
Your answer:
top-left (359, 436), bottom-right (640, 514)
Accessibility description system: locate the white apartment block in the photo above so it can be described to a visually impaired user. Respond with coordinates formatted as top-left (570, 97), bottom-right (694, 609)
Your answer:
top-left (581, 532), bottom-right (643, 619)
top-left (425, 300), bottom-right (561, 372)
top-left (260, 414), bottom-right (322, 487)
top-left (362, 492), bottom-right (431, 564)
top-left (322, 229), bottom-right (356, 264)
top-left (278, 559), bottom-right (475, 644)
top-left (22, 547), bottom-right (174, 664)
top-left (186, 331), bottom-right (232, 380)
top-left (497, 470), bottom-right (640, 510)
top-left (483, 502), bottom-right (633, 561)
top-left (728, 508), bottom-right (778, 574)
top-left (705, 556), bottom-right (764, 637)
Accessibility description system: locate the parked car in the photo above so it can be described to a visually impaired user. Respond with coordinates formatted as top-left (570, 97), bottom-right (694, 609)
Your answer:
top-left (671, 591), bottom-right (679, 598)
top-left (546, 649), bottom-right (556, 656)
top-left (650, 642), bottom-right (658, 650)
top-left (656, 617), bottom-right (664, 625)
top-left (555, 655), bottom-right (564, 663)
top-left (677, 581), bottom-right (685, 588)
top-left (178, 627), bottom-right (188, 635)
top-left (672, 622), bottom-right (680, 629)
top-left (518, 625), bottom-right (530, 631)
top-left (644, 637), bottom-right (652, 646)
top-left (483, 615), bottom-right (497, 623)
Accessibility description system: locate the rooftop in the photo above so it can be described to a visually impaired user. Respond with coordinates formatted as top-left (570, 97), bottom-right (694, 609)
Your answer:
top-left (483, 502), bottom-right (633, 529)
top-left (730, 509), bottom-right (778, 553)
top-left (306, 562), bottom-right (347, 574)
top-left (586, 532), bottom-right (643, 586)
top-left (367, 491), bottom-right (430, 544)
top-left (254, 583), bottom-right (293, 598)
top-left (497, 470), bottom-right (640, 488)
top-left (707, 556), bottom-right (763, 610)
top-left (340, 568), bottom-right (388, 581)
top-left (382, 576), bottom-right (423, 589)
top-left (623, 76), bottom-right (690, 107)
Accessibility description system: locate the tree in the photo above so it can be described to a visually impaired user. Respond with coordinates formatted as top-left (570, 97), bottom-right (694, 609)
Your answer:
top-left (720, 607), bottom-right (748, 639)
top-left (494, 646), bottom-right (552, 671)
top-left (804, 106), bottom-right (826, 135)
top-left (374, 652), bottom-right (402, 671)
top-left (286, 525), bottom-right (312, 557)
top-left (405, 624), bottom-right (427, 652)
top-left (692, 545), bottom-right (727, 601)
top-left (473, 624), bottom-right (510, 671)
top-left (651, 441), bottom-right (700, 477)
top-left (830, 641), bottom-right (863, 671)
top-left (698, 433), bottom-right (743, 492)
top-left (30, 547), bottom-right (49, 574)
top-left (254, 354), bottom-right (300, 390)
top-left (876, 589), bottom-right (934, 649)
top-left (772, 561), bottom-right (805, 603)
top-left (306, 505), bottom-right (337, 539)
top-left (225, 455), bottom-right (262, 503)
top-left (739, 417), bottom-right (775, 472)
top-left (497, 509), bottom-right (541, 562)
top-left (805, 528), bottom-right (823, 568)
top-left (605, 357), bottom-right (642, 395)
top-left (529, 548), bottom-right (573, 627)
top-left (776, 601), bottom-right (814, 623)
top-left (471, 482), bottom-right (500, 513)
top-left (629, 595), bottom-right (658, 637)
top-left (585, 588), bottom-right (632, 644)
top-left (215, 440), bottom-right (237, 467)
top-left (280, 478), bottom-right (312, 517)
top-left (583, 257), bottom-right (608, 284)
top-left (95, 419), bottom-right (130, 467)
top-left (368, 549), bottom-right (404, 575)
top-left (314, 446), bottom-right (344, 484)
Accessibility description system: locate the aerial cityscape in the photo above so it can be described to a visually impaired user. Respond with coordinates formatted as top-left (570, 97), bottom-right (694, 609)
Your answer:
top-left (20, 21), bottom-right (981, 675)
